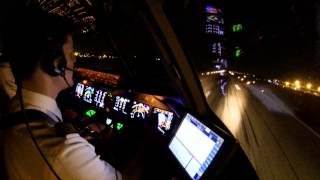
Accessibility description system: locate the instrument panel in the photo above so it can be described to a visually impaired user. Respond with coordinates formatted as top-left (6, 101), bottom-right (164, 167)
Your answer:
top-left (55, 78), bottom-right (240, 180)
top-left (73, 81), bottom-right (177, 136)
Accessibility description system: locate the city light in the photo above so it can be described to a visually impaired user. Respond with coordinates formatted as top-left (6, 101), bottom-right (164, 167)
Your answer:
top-left (235, 84), bottom-right (241, 90)
top-left (285, 81), bottom-right (290, 86)
top-left (306, 83), bottom-right (312, 89)
top-left (74, 51), bottom-right (116, 60)
top-left (199, 70), bottom-right (320, 97)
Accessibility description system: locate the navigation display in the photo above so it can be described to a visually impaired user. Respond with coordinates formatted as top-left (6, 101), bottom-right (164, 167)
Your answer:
top-left (113, 96), bottom-right (131, 115)
top-left (130, 101), bottom-right (150, 119)
top-left (94, 90), bottom-right (107, 108)
top-left (169, 113), bottom-right (224, 180)
top-left (74, 83), bottom-right (110, 109)
top-left (83, 86), bottom-right (95, 103)
top-left (153, 108), bottom-right (173, 134)
top-left (75, 83), bottom-right (85, 98)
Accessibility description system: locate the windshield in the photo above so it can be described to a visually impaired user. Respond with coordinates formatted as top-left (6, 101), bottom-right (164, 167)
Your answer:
top-left (71, 1), bottom-right (177, 96)
top-left (163, 0), bottom-right (320, 180)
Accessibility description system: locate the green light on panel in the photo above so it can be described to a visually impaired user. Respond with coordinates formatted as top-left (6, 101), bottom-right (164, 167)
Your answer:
top-left (232, 24), bottom-right (243, 32)
top-left (110, 124), bottom-right (114, 129)
top-left (117, 123), bottom-right (124, 130)
top-left (85, 109), bottom-right (96, 118)
top-left (235, 49), bottom-right (242, 57)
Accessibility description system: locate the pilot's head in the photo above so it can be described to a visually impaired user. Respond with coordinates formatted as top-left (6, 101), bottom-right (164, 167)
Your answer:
top-left (4, 7), bottom-right (76, 98)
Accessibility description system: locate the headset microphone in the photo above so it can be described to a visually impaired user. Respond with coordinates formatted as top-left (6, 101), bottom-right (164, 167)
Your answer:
top-left (59, 66), bottom-right (75, 88)
top-left (61, 73), bottom-right (72, 88)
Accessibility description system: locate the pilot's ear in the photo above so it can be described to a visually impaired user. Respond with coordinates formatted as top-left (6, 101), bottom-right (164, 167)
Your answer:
top-left (62, 35), bottom-right (76, 63)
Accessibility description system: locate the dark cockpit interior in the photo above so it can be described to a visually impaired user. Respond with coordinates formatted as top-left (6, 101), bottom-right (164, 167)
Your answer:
top-left (1, 0), bottom-right (259, 179)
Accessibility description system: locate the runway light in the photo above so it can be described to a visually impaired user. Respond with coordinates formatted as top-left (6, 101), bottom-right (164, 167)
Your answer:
top-left (246, 81), bottom-right (251, 85)
top-left (306, 83), bottom-right (312, 89)
top-left (235, 84), bottom-right (241, 90)
top-left (318, 87), bottom-right (320, 92)
top-left (285, 81), bottom-right (290, 86)
top-left (241, 78), bottom-right (244, 81)
top-left (252, 81), bottom-right (256, 84)
top-left (295, 80), bottom-right (300, 85)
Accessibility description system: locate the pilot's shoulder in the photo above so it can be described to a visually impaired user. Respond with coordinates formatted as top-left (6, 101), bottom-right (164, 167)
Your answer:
top-left (58, 133), bottom-right (96, 158)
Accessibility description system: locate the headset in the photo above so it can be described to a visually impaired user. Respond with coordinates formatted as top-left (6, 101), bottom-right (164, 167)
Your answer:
top-left (41, 34), bottom-right (73, 87)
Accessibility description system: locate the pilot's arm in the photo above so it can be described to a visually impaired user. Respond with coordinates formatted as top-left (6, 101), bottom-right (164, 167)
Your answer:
top-left (55, 133), bottom-right (122, 180)
top-left (0, 62), bottom-right (17, 99)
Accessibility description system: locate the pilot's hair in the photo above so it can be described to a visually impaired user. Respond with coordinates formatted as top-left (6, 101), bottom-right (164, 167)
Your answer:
top-left (3, 7), bottom-right (75, 81)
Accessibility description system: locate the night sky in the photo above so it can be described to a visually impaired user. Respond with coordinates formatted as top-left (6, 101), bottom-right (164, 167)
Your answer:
top-left (224, 0), bottom-right (320, 81)
top-left (1, 0), bottom-right (319, 83)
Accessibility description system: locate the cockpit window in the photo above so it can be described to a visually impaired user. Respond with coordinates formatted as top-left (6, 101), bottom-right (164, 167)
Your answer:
top-left (69, 1), bottom-right (175, 95)
top-left (31, 0), bottom-right (175, 96)
top-left (164, 1), bottom-right (320, 180)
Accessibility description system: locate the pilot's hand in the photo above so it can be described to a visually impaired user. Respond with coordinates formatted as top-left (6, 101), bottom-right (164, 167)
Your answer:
top-left (63, 109), bottom-right (78, 121)
top-left (81, 122), bottom-right (106, 141)
top-left (87, 122), bottom-right (106, 133)
top-left (63, 109), bottom-right (90, 122)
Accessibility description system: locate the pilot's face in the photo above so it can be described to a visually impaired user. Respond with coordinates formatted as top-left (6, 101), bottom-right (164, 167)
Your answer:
top-left (62, 34), bottom-right (76, 86)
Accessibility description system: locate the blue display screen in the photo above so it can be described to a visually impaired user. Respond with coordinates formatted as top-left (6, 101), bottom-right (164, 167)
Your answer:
top-left (154, 108), bottom-right (174, 134)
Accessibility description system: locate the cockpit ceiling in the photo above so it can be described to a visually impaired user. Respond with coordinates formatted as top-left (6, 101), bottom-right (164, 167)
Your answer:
top-left (38, 0), bottom-right (96, 31)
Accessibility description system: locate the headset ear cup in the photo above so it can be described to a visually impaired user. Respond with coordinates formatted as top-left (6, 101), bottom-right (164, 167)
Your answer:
top-left (42, 35), bottom-right (67, 76)
top-left (53, 56), bottom-right (67, 76)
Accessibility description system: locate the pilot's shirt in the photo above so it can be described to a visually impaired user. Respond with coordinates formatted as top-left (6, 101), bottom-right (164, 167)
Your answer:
top-left (0, 62), bottom-right (16, 99)
top-left (0, 62), bottom-right (17, 117)
top-left (3, 89), bottom-right (122, 180)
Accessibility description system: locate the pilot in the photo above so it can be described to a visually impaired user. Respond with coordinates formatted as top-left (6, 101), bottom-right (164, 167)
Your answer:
top-left (2, 8), bottom-right (122, 180)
